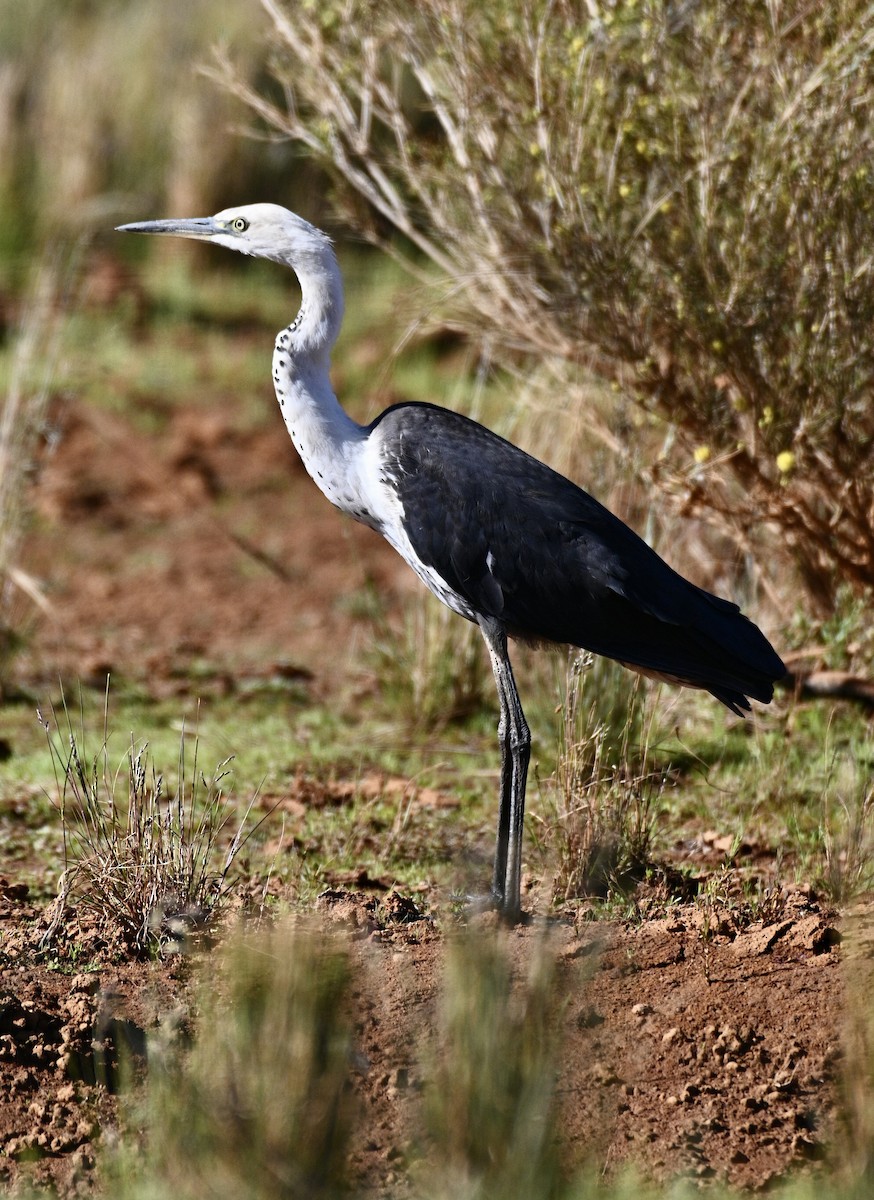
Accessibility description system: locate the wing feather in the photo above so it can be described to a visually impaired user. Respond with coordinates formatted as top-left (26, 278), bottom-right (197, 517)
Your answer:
top-left (371, 403), bottom-right (784, 708)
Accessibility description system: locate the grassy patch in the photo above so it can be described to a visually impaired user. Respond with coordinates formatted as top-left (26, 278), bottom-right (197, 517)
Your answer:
top-left (6, 666), bottom-right (868, 920)
top-left (0, 681), bottom-right (504, 911)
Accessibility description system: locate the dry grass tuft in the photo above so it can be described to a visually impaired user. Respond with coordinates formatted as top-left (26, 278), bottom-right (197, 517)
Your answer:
top-left (369, 589), bottom-right (490, 728)
top-left (817, 752), bottom-right (874, 904)
top-left (548, 654), bottom-right (665, 902)
top-left (40, 696), bottom-right (261, 955)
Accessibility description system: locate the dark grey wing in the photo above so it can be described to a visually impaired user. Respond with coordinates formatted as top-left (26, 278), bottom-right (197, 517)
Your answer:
top-left (372, 403), bottom-right (785, 712)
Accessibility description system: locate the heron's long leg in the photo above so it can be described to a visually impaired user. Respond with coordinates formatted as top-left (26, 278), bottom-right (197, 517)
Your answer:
top-left (492, 705), bottom-right (512, 903)
top-left (478, 615), bottom-right (531, 922)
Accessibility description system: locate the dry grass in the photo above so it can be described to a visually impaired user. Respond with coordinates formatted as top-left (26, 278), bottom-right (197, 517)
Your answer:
top-left (547, 654), bottom-right (665, 902)
top-left (0, 0), bottom-right (267, 239)
top-left (817, 751), bottom-right (874, 904)
top-left (40, 697), bottom-right (261, 954)
top-left (369, 590), bottom-right (490, 729)
top-left (213, 0), bottom-right (874, 611)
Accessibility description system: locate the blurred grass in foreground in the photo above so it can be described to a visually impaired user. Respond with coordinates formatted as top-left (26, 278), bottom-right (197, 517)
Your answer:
top-left (83, 920), bottom-right (873, 1200)
top-left (104, 922), bottom-right (354, 1200)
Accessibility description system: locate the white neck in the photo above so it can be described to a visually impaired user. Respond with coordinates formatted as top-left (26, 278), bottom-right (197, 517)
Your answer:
top-left (283, 245), bottom-right (345, 365)
top-left (271, 245), bottom-right (374, 521)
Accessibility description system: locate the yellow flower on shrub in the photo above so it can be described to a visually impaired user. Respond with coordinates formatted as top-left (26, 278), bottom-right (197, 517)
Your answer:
top-left (776, 450), bottom-right (796, 474)
top-left (693, 445), bottom-right (711, 464)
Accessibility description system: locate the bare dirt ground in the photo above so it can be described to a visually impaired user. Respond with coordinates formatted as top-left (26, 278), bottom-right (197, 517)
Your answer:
top-left (0, 387), bottom-right (858, 1194)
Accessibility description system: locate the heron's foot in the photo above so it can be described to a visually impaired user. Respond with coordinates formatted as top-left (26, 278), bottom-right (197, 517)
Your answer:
top-left (462, 889), bottom-right (527, 925)
top-left (463, 889), bottom-right (499, 917)
top-left (497, 899), bottom-right (527, 926)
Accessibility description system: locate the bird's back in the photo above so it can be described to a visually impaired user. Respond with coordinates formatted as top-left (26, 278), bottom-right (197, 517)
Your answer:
top-left (369, 402), bottom-right (785, 714)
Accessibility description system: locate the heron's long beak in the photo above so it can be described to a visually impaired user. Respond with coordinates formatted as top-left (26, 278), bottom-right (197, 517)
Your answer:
top-left (116, 217), bottom-right (219, 240)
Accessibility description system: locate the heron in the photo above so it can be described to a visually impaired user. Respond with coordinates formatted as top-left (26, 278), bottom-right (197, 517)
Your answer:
top-left (118, 203), bottom-right (785, 922)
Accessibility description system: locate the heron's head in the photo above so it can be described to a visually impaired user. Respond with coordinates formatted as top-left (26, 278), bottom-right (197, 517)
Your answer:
top-left (117, 203), bottom-right (335, 272)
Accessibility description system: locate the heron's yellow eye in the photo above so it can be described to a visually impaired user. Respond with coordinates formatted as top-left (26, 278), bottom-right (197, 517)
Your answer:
top-left (231, 217), bottom-right (249, 233)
